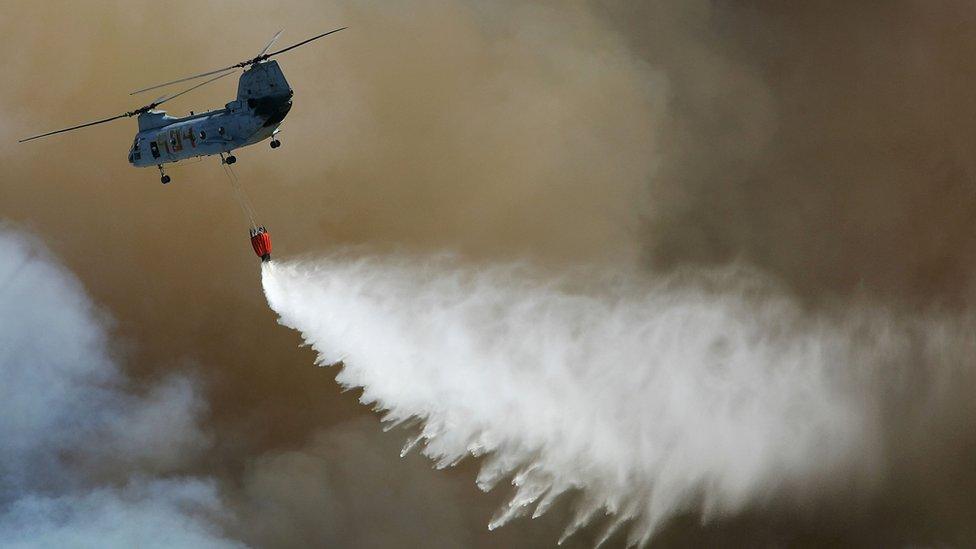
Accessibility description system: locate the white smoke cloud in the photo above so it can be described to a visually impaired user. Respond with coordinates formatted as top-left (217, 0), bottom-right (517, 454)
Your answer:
top-left (262, 255), bottom-right (974, 546)
top-left (0, 479), bottom-right (241, 549)
top-left (0, 226), bottom-right (242, 548)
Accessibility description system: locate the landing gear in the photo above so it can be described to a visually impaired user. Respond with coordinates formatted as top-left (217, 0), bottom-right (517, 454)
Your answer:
top-left (225, 154), bottom-right (237, 164)
top-left (157, 165), bottom-right (170, 184)
top-left (270, 139), bottom-right (281, 149)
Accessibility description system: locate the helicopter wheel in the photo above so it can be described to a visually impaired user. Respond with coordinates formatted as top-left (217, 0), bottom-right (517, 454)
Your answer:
top-left (225, 154), bottom-right (237, 164)
top-left (161, 175), bottom-right (171, 184)
top-left (270, 139), bottom-right (281, 149)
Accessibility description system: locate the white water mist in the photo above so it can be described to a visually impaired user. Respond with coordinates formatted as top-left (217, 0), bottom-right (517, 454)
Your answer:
top-left (261, 255), bottom-right (967, 546)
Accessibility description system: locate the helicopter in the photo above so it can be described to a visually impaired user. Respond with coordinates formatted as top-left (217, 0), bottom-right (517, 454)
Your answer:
top-left (19, 27), bottom-right (347, 184)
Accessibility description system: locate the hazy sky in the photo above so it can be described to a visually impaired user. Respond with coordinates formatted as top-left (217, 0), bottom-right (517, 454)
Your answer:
top-left (1, 1), bottom-right (975, 547)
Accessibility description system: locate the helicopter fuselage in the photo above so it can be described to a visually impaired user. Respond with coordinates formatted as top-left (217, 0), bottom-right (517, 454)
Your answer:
top-left (128, 60), bottom-right (292, 167)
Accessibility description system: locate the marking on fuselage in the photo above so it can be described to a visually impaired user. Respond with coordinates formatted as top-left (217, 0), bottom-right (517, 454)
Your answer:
top-left (184, 126), bottom-right (197, 149)
top-left (169, 129), bottom-right (183, 152)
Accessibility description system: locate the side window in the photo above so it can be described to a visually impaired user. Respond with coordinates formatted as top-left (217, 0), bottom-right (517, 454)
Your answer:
top-left (149, 141), bottom-right (160, 159)
top-left (169, 129), bottom-right (183, 152)
top-left (182, 127), bottom-right (196, 148)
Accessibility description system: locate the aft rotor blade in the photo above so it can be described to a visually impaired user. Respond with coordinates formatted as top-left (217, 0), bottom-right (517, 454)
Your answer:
top-left (18, 113), bottom-right (127, 143)
top-left (258, 29), bottom-right (284, 58)
top-left (265, 27), bottom-right (347, 59)
top-left (131, 65), bottom-right (237, 95)
top-left (152, 70), bottom-right (235, 107)
top-left (131, 27), bottom-right (346, 96)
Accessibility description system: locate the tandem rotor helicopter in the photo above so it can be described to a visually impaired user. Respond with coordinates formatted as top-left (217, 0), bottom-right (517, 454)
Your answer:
top-left (20, 27), bottom-right (346, 263)
top-left (19, 27), bottom-right (347, 185)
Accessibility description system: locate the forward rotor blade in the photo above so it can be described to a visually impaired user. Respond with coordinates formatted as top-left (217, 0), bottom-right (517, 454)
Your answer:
top-left (131, 65), bottom-right (236, 95)
top-left (18, 114), bottom-right (126, 143)
top-left (265, 26), bottom-right (347, 59)
top-left (152, 70), bottom-right (235, 108)
top-left (258, 29), bottom-right (284, 58)
top-left (21, 71), bottom-right (234, 143)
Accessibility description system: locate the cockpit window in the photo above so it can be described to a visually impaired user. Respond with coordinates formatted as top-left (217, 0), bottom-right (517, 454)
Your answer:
top-left (132, 137), bottom-right (140, 151)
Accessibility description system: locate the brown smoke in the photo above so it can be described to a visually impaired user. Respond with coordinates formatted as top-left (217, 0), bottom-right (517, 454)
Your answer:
top-left (1, 0), bottom-right (975, 546)
top-left (605, 1), bottom-right (976, 303)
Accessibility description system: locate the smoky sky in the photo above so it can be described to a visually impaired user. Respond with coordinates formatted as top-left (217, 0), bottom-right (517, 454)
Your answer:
top-left (1, 0), bottom-right (975, 547)
top-left (0, 227), bottom-right (242, 549)
top-left (601, 1), bottom-right (976, 303)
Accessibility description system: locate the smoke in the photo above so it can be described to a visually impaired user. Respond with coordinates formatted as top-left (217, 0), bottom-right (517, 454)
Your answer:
top-left (227, 417), bottom-right (475, 549)
top-left (261, 255), bottom-right (976, 546)
top-left (602, 1), bottom-right (976, 301)
top-left (0, 224), bottom-right (548, 548)
top-left (4, 0), bottom-right (976, 546)
top-left (0, 227), bottom-right (240, 548)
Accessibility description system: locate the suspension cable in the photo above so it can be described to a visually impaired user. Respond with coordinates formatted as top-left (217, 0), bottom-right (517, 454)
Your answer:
top-left (221, 160), bottom-right (258, 230)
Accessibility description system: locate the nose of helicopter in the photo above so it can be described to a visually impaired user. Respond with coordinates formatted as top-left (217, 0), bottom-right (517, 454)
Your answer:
top-left (127, 136), bottom-right (144, 166)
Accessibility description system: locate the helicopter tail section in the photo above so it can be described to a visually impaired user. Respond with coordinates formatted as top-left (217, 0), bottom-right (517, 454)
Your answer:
top-left (238, 60), bottom-right (291, 102)
top-left (238, 61), bottom-right (293, 128)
